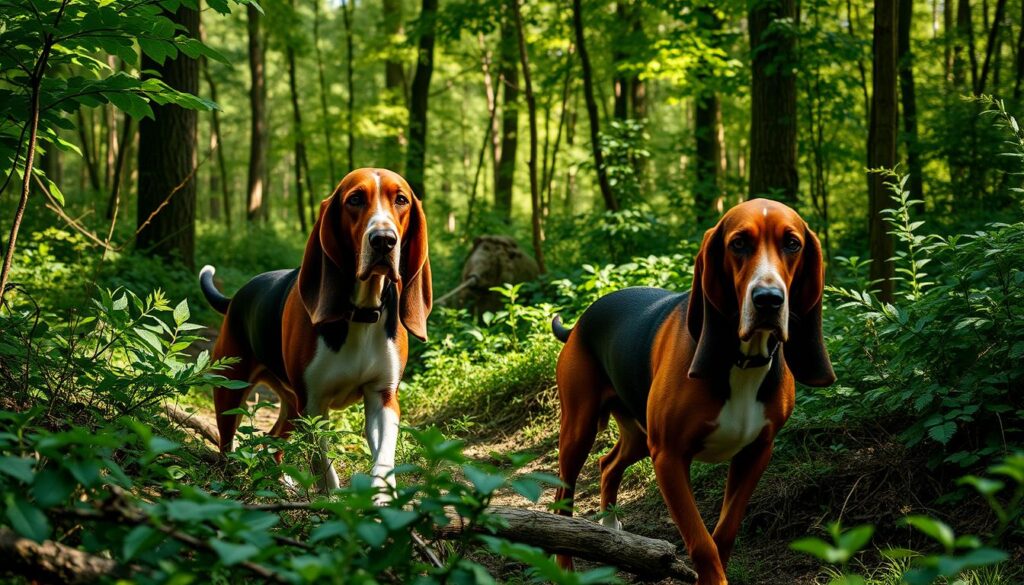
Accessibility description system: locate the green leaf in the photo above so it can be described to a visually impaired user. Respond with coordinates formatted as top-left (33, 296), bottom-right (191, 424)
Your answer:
top-left (378, 508), bottom-right (418, 531)
top-left (5, 495), bottom-right (51, 543)
top-left (0, 456), bottom-right (35, 484)
top-left (209, 539), bottom-right (260, 566)
top-left (463, 465), bottom-right (505, 496)
top-left (104, 91), bottom-right (153, 120)
top-left (837, 525), bottom-right (874, 554)
top-left (31, 468), bottom-right (75, 508)
top-left (356, 521), bottom-right (388, 548)
top-left (173, 299), bottom-right (190, 326)
top-left (903, 516), bottom-right (955, 550)
top-left (791, 537), bottom-right (846, 563)
top-left (123, 525), bottom-right (162, 560)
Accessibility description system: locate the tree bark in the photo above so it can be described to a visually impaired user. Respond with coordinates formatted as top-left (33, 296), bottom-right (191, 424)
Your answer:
top-left (975, 0), bottom-right (1007, 94)
top-left (494, 7), bottom-right (519, 223)
top-left (511, 0), bottom-right (545, 274)
top-left (382, 0), bottom-right (406, 169)
top-left (287, 17), bottom-right (309, 234)
top-left (478, 34), bottom-right (501, 208)
top-left (0, 527), bottom-right (120, 584)
top-left (405, 0), bottom-right (437, 200)
top-left (868, 0), bottom-right (899, 303)
top-left (342, 0), bottom-right (356, 170)
top-left (694, 5), bottom-right (723, 224)
top-left (246, 4), bottom-right (268, 223)
top-left (953, 0), bottom-right (978, 89)
top-left (1016, 0), bottom-right (1024, 99)
top-left (749, 0), bottom-right (799, 204)
top-left (201, 45), bottom-right (231, 228)
top-left (76, 108), bottom-right (102, 193)
top-left (542, 49), bottom-right (573, 213)
top-left (898, 0), bottom-right (924, 201)
top-left (313, 0), bottom-right (337, 187)
top-left (136, 4), bottom-right (198, 269)
top-left (105, 116), bottom-right (133, 221)
top-left (571, 0), bottom-right (619, 211)
top-left (612, 2), bottom-right (630, 121)
top-left (434, 507), bottom-right (696, 582)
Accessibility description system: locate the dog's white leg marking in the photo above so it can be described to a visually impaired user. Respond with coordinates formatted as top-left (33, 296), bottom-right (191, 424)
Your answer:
top-left (600, 510), bottom-right (624, 530)
top-left (364, 388), bottom-right (400, 503)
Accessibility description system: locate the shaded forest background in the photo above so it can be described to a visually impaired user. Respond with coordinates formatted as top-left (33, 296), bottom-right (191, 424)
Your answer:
top-left (1, 0), bottom-right (1024, 583)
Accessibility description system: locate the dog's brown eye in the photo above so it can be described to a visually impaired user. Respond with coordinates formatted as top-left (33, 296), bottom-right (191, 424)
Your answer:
top-left (346, 193), bottom-right (366, 207)
top-left (783, 236), bottom-right (802, 253)
top-left (729, 238), bottom-right (747, 252)
top-left (395, 194), bottom-right (409, 206)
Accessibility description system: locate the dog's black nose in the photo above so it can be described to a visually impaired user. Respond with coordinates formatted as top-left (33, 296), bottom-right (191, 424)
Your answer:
top-left (369, 230), bottom-right (398, 253)
top-left (752, 287), bottom-right (785, 311)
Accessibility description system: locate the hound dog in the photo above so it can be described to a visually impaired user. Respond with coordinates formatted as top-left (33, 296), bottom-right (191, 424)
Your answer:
top-left (550, 199), bottom-right (834, 584)
top-left (199, 168), bottom-right (431, 496)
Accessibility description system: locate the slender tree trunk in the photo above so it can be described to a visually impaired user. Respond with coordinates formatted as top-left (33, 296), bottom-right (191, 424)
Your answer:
top-left (105, 117), bottom-right (133, 220)
top-left (954, 0), bottom-right (978, 89)
top-left (136, 4), bottom-right (199, 269)
top-left (847, 0), bottom-right (871, 116)
top-left (342, 0), bottom-right (356, 170)
top-left (868, 0), bottom-right (899, 303)
top-left (382, 0), bottom-right (406, 169)
top-left (313, 0), bottom-right (337, 184)
top-left (612, 2), bottom-right (629, 122)
top-left (287, 24), bottom-right (309, 233)
top-left (405, 0), bottom-right (437, 200)
top-left (104, 57), bottom-right (118, 191)
top-left (494, 8), bottom-right (519, 222)
top-left (478, 34), bottom-right (502, 206)
top-left (201, 24), bottom-right (231, 227)
top-left (694, 5), bottom-right (722, 223)
top-left (1016, 0), bottom-right (1024, 99)
top-left (542, 49), bottom-right (573, 212)
top-left (749, 0), bottom-right (799, 204)
top-left (945, 0), bottom-right (955, 81)
top-left (246, 4), bottom-right (268, 223)
top-left (976, 0), bottom-right (1007, 94)
top-left (898, 0), bottom-right (924, 200)
top-left (571, 0), bottom-right (618, 211)
top-left (76, 108), bottom-right (102, 193)
top-left (511, 0), bottom-right (545, 273)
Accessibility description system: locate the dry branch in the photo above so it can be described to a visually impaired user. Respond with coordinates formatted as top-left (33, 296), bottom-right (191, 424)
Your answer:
top-left (0, 527), bottom-right (120, 584)
top-left (436, 506), bottom-right (697, 582)
top-left (164, 403), bottom-right (220, 448)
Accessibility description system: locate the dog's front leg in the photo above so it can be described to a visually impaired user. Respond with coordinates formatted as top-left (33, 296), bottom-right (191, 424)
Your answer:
top-left (712, 436), bottom-right (774, 567)
top-left (364, 387), bottom-right (400, 504)
top-left (304, 397), bottom-right (342, 493)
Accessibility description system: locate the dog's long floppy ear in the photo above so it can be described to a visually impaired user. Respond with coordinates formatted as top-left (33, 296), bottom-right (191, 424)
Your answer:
top-left (399, 195), bottom-right (431, 341)
top-left (687, 223), bottom-right (734, 378)
top-left (784, 225), bottom-right (836, 386)
top-left (299, 193), bottom-right (354, 326)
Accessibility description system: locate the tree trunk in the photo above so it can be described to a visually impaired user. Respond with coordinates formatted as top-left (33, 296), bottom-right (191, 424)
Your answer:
top-left (898, 0), bottom-right (924, 201)
top-left (953, 0), bottom-right (978, 89)
top-left (201, 23), bottom-right (231, 228)
top-left (246, 4), bottom-right (268, 223)
top-left (749, 0), bottom-right (799, 204)
top-left (287, 13), bottom-right (310, 234)
top-left (405, 0), bottom-right (437, 200)
top-left (478, 34), bottom-right (501, 208)
top-left (76, 108), bottom-right (102, 193)
top-left (105, 117), bottom-right (133, 221)
top-left (612, 2), bottom-right (629, 122)
top-left (571, 0), bottom-right (619, 211)
top-left (313, 0), bottom-right (337, 186)
top-left (694, 5), bottom-right (723, 224)
top-left (976, 0), bottom-right (1007, 94)
top-left (494, 8), bottom-right (519, 223)
top-left (1016, 0), bottom-right (1024, 99)
top-left (136, 4), bottom-right (199, 269)
top-left (435, 507), bottom-right (696, 582)
top-left (382, 0), bottom-right (406, 169)
top-left (846, 0), bottom-right (871, 122)
top-left (868, 0), bottom-right (899, 303)
top-left (511, 0), bottom-right (545, 274)
top-left (542, 49), bottom-right (573, 212)
top-left (342, 0), bottom-right (356, 170)
top-left (945, 0), bottom-right (955, 81)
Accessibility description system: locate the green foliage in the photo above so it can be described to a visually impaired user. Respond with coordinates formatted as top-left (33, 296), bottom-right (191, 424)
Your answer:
top-left (793, 455), bottom-right (1023, 585)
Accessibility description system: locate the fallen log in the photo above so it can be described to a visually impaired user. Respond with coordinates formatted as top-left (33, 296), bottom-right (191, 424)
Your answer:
top-left (164, 403), bottom-right (220, 448)
top-left (0, 527), bottom-right (120, 584)
top-left (436, 506), bottom-right (696, 582)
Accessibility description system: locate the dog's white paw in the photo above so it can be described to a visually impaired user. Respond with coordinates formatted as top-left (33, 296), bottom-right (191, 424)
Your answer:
top-left (599, 512), bottom-right (623, 531)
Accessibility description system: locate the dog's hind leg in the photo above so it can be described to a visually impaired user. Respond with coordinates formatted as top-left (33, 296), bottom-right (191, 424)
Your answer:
top-left (553, 335), bottom-right (612, 570)
top-left (598, 412), bottom-right (649, 530)
top-left (212, 318), bottom-right (252, 453)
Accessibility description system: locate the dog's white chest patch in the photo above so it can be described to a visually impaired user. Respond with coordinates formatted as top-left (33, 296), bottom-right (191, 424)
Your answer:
top-left (696, 363), bottom-right (770, 463)
top-left (303, 320), bottom-right (401, 411)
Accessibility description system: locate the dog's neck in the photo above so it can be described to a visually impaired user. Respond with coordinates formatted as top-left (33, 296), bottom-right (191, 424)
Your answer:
top-left (352, 275), bottom-right (386, 309)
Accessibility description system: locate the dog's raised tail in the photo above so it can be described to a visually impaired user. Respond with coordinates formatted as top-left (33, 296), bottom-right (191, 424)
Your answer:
top-left (551, 315), bottom-right (572, 343)
top-left (199, 265), bottom-right (231, 314)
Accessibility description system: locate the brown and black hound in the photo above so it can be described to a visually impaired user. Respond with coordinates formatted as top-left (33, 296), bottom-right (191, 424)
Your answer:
top-left (551, 199), bottom-right (834, 584)
top-left (199, 168), bottom-right (431, 496)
